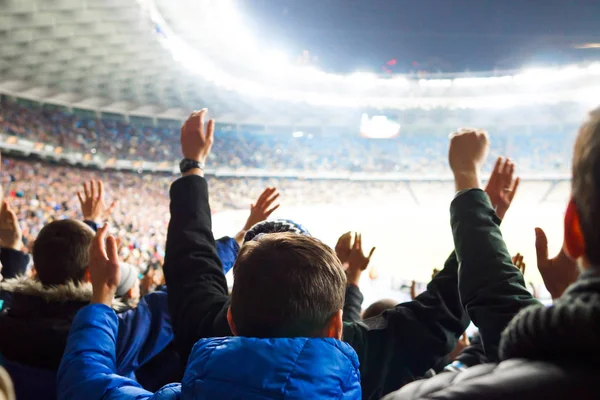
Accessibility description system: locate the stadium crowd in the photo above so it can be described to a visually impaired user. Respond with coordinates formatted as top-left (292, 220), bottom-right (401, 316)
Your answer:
top-left (1, 98), bottom-right (573, 174)
top-left (0, 103), bottom-right (598, 400)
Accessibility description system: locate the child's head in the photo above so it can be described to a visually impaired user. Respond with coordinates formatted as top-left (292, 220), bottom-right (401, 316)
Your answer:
top-left (228, 232), bottom-right (347, 339)
top-left (566, 107), bottom-right (600, 268)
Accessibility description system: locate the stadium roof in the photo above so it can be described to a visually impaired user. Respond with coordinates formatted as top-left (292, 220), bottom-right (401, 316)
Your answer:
top-left (1, 0), bottom-right (599, 127)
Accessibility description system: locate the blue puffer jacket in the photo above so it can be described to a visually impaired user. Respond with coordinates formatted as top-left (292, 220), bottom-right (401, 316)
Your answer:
top-left (214, 236), bottom-right (239, 275)
top-left (58, 304), bottom-right (362, 399)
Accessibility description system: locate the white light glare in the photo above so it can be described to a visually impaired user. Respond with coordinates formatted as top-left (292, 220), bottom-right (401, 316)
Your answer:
top-left (292, 131), bottom-right (304, 138)
top-left (514, 65), bottom-right (588, 85)
top-left (419, 79), bottom-right (453, 88)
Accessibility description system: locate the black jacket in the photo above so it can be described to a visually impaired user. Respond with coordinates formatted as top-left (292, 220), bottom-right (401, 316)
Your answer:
top-left (385, 359), bottom-right (600, 400)
top-left (384, 190), bottom-right (600, 400)
top-left (387, 274), bottom-right (600, 400)
top-left (163, 175), bottom-right (473, 399)
top-left (0, 277), bottom-right (173, 400)
top-left (343, 284), bottom-right (364, 323)
top-left (450, 190), bottom-right (539, 362)
top-left (0, 248), bottom-right (31, 310)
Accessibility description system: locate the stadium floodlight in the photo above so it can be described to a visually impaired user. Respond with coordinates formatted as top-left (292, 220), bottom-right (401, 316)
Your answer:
top-left (137, 0), bottom-right (600, 109)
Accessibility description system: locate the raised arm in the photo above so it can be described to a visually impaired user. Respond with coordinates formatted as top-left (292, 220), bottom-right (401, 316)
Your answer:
top-left (343, 249), bottom-right (469, 398)
top-left (58, 304), bottom-right (154, 400)
top-left (233, 187), bottom-right (281, 246)
top-left (0, 199), bottom-right (29, 280)
top-left (218, 187), bottom-right (281, 275)
top-left (163, 110), bottom-right (231, 364)
top-left (341, 232), bottom-right (374, 322)
top-left (448, 129), bottom-right (539, 362)
top-left (58, 224), bottom-right (154, 400)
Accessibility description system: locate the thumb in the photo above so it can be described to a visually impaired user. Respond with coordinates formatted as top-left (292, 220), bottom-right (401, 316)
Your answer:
top-left (535, 227), bottom-right (549, 265)
top-left (368, 247), bottom-right (376, 259)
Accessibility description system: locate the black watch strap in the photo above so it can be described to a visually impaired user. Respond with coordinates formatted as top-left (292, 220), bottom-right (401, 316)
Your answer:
top-left (179, 158), bottom-right (205, 173)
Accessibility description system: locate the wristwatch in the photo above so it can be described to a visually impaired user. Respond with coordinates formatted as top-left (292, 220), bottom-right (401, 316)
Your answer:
top-left (179, 158), bottom-right (205, 173)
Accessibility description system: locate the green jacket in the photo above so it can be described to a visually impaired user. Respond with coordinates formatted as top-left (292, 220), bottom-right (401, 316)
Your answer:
top-left (451, 189), bottom-right (540, 362)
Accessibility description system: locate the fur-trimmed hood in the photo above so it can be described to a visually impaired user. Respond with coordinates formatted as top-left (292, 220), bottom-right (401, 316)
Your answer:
top-left (0, 275), bottom-right (126, 311)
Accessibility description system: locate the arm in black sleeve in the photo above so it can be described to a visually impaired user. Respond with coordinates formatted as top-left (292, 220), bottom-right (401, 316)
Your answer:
top-left (162, 175), bottom-right (232, 365)
top-left (343, 284), bottom-right (364, 323)
top-left (343, 251), bottom-right (469, 399)
top-left (0, 248), bottom-right (30, 279)
top-left (451, 189), bottom-right (540, 362)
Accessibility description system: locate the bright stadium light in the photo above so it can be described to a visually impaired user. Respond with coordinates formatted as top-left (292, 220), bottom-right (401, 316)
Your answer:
top-left (137, 0), bottom-right (600, 109)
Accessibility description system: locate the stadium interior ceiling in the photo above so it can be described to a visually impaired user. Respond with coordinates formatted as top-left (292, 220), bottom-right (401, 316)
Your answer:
top-left (1, 0), bottom-right (599, 129)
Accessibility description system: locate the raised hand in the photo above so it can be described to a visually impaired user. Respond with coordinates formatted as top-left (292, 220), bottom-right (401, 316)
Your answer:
top-left (244, 188), bottom-right (281, 231)
top-left (346, 233), bottom-right (376, 287)
top-left (485, 157), bottom-right (520, 220)
top-left (77, 180), bottom-right (117, 222)
top-left (335, 231), bottom-right (353, 267)
top-left (448, 128), bottom-right (490, 191)
top-left (535, 227), bottom-right (579, 299)
top-left (234, 187), bottom-right (281, 245)
top-left (0, 200), bottom-right (23, 251)
top-left (89, 224), bottom-right (121, 306)
top-left (512, 253), bottom-right (526, 276)
top-left (180, 109), bottom-right (215, 167)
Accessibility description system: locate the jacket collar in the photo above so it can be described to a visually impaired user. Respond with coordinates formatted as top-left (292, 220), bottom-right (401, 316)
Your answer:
top-left (0, 276), bottom-right (126, 311)
top-left (181, 336), bottom-right (361, 399)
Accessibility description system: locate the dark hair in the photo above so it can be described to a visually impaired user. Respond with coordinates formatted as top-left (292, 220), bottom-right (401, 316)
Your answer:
top-left (32, 220), bottom-right (95, 286)
top-left (572, 107), bottom-right (600, 265)
top-left (230, 232), bottom-right (346, 338)
top-left (362, 298), bottom-right (397, 320)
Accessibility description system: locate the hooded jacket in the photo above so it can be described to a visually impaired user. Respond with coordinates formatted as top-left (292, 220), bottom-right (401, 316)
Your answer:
top-left (58, 303), bottom-right (362, 399)
top-left (0, 277), bottom-right (172, 400)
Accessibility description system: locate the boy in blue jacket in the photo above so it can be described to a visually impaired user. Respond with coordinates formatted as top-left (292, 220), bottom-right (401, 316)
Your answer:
top-left (58, 110), bottom-right (363, 399)
top-left (58, 111), bottom-right (534, 399)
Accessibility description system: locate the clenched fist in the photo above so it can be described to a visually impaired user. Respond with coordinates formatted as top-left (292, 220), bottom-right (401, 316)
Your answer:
top-left (449, 129), bottom-right (490, 191)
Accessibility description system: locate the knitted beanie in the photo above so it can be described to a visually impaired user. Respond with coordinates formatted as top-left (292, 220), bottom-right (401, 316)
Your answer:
top-left (243, 219), bottom-right (310, 244)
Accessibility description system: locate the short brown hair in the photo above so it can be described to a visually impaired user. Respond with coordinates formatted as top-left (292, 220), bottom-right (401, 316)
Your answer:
top-left (362, 298), bottom-right (397, 320)
top-left (572, 107), bottom-right (600, 264)
top-left (32, 220), bottom-right (95, 286)
top-left (230, 232), bottom-right (346, 338)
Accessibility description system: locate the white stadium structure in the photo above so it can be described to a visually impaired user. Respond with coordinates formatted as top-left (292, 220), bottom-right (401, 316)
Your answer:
top-left (1, 0), bottom-right (598, 301)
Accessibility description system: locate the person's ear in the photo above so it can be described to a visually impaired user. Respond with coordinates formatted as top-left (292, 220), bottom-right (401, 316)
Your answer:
top-left (83, 268), bottom-right (91, 283)
top-left (564, 198), bottom-right (586, 260)
top-left (227, 307), bottom-right (238, 336)
top-left (323, 309), bottom-right (343, 340)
